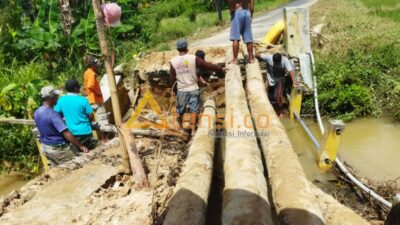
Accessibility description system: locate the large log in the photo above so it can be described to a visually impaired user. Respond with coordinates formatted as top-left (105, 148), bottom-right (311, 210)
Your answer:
top-left (309, 183), bottom-right (369, 225)
top-left (163, 99), bottom-right (217, 225)
top-left (222, 51), bottom-right (273, 225)
top-left (246, 60), bottom-right (325, 224)
top-left (119, 126), bottom-right (149, 189)
top-left (245, 61), bottom-right (369, 224)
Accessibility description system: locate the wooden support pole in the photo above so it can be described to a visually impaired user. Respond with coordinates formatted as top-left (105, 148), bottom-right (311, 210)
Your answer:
top-left (0, 119), bottom-right (35, 126)
top-left (163, 99), bottom-right (217, 225)
top-left (92, 0), bottom-right (140, 179)
top-left (92, 0), bottom-right (122, 126)
top-left (222, 49), bottom-right (273, 225)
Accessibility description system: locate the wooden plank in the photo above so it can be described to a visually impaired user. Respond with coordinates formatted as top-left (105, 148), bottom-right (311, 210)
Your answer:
top-left (0, 119), bottom-right (35, 126)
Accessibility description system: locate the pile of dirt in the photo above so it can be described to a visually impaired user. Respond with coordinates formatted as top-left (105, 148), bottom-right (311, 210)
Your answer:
top-left (72, 137), bottom-right (188, 225)
top-left (135, 46), bottom-right (228, 87)
top-left (0, 139), bottom-right (120, 217)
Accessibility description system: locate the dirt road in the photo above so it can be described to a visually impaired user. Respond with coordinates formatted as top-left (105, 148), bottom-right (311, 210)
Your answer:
top-left (193, 0), bottom-right (317, 47)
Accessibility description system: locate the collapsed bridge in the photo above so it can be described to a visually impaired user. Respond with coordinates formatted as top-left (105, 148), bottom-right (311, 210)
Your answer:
top-left (0, 45), bottom-right (370, 225)
top-left (0, 5), bottom-right (397, 225)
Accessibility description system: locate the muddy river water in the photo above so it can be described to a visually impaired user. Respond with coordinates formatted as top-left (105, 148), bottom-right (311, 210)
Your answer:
top-left (283, 117), bottom-right (400, 188)
top-left (0, 175), bottom-right (28, 197)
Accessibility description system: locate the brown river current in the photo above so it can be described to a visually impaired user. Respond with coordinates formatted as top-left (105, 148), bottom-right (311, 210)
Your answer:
top-left (284, 117), bottom-right (400, 188)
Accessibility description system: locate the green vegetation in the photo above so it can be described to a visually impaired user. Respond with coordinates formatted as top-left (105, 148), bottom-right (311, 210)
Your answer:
top-left (0, 0), bottom-right (287, 175)
top-left (306, 0), bottom-right (400, 121)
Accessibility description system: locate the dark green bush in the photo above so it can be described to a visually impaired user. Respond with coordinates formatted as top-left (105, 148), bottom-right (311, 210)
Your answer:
top-left (0, 125), bottom-right (39, 177)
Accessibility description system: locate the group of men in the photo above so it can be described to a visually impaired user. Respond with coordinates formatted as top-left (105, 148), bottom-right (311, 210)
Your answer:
top-left (170, 0), bottom-right (295, 133)
top-left (34, 0), bottom-right (296, 167)
top-left (34, 56), bottom-right (106, 167)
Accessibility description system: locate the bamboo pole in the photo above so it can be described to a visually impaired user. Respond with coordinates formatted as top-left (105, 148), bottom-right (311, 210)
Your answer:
top-left (91, 0), bottom-right (122, 126)
top-left (91, 0), bottom-right (134, 177)
top-left (0, 118), bottom-right (35, 126)
top-left (222, 49), bottom-right (273, 225)
top-left (163, 99), bottom-right (217, 225)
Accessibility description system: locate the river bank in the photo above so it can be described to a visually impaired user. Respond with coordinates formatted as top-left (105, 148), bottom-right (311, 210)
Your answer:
top-left (306, 0), bottom-right (400, 121)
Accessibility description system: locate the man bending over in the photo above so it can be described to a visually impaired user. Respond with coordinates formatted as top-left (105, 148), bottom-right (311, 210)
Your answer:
top-left (257, 53), bottom-right (296, 116)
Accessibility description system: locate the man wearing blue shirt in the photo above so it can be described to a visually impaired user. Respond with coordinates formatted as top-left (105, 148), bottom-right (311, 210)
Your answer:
top-left (55, 79), bottom-right (98, 149)
top-left (34, 86), bottom-right (89, 167)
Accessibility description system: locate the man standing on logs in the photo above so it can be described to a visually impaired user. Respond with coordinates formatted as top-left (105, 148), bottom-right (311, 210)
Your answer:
top-left (228, 0), bottom-right (255, 64)
top-left (169, 38), bottom-right (224, 135)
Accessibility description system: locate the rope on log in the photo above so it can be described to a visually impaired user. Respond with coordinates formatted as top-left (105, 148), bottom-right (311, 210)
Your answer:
top-left (163, 99), bottom-right (217, 225)
top-left (222, 50), bottom-right (273, 225)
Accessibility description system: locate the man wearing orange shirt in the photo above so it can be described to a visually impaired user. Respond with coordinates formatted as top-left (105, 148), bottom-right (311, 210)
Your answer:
top-left (83, 55), bottom-right (109, 142)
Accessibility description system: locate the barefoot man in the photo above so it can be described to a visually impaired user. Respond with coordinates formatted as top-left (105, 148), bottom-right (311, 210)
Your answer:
top-left (228, 0), bottom-right (255, 64)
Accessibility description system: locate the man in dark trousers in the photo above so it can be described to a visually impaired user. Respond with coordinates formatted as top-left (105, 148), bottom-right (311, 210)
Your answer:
top-left (169, 39), bottom-right (225, 135)
top-left (34, 86), bottom-right (89, 167)
top-left (228, 0), bottom-right (255, 64)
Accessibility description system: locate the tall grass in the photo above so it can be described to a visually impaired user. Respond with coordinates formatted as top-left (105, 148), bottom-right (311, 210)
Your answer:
top-left (361, 0), bottom-right (400, 8)
top-left (361, 0), bottom-right (400, 22)
top-left (307, 0), bottom-right (400, 121)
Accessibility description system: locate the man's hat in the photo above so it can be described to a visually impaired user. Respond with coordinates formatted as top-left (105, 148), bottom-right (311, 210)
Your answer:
top-left (40, 86), bottom-right (62, 99)
top-left (176, 38), bottom-right (188, 49)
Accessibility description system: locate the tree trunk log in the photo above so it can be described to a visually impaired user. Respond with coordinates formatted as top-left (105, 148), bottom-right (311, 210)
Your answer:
top-left (163, 99), bottom-right (217, 225)
top-left (245, 60), bottom-right (368, 224)
top-left (222, 50), bottom-right (273, 225)
top-left (119, 126), bottom-right (149, 189)
top-left (59, 0), bottom-right (74, 36)
top-left (246, 60), bottom-right (325, 225)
